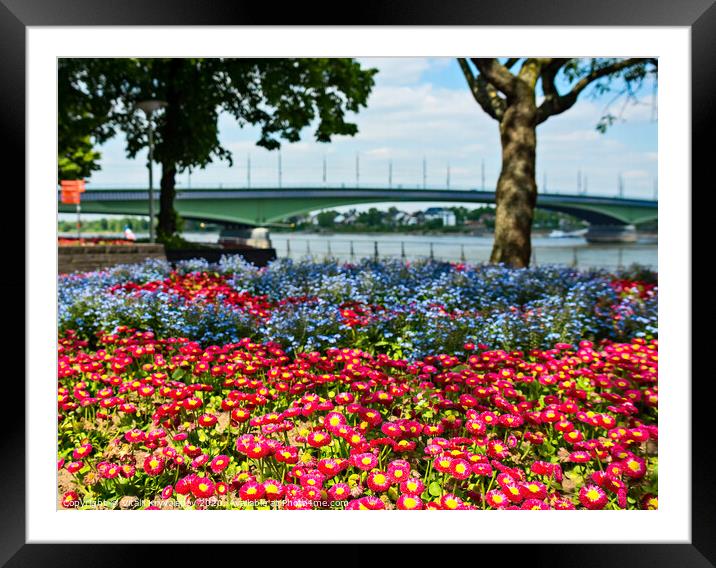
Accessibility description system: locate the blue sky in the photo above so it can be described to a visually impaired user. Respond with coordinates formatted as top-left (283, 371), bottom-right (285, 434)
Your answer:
top-left (89, 58), bottom-right (658, 203)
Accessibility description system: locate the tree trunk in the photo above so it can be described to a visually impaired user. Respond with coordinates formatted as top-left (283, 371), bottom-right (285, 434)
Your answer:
top-left (158, 162), bottom-right (178, 239)
top-left (490, 90), bottom-right (538, 268)
top-left (156, 58), bottom-right (182, 241)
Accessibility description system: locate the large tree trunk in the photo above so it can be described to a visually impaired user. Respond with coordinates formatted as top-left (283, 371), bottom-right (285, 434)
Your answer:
top-left (490, 91), bottom-right (538, 268)
top-left (158, 162), bottom-right (178, 239)
top-left (156, 58), bottom-right (182, 240)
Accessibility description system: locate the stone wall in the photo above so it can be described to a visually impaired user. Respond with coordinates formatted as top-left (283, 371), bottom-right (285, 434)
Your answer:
top-left (58, 244), bottom-right (166, 274)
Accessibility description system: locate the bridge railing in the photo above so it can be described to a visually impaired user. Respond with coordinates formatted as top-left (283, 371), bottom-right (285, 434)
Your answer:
top-left (270, 235), bottom-right (657, 271)
top-left (74, 183), bottom-right (657, 201)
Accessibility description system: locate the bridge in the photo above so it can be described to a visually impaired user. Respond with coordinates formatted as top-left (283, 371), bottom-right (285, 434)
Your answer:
top-left (58, 187), bottom-right (657, 229)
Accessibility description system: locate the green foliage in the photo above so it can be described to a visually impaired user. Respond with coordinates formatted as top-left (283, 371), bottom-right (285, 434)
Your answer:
top-left (58, 59), bottom-right (130, 182)
top-left (59, 58), bottom-right (377, 237)
top-left (58, 135), bottom-right (102, 180)
top-left (316, 210), bottom-right (338, 229)
top-left (58, 216), bottom-right (148, 233)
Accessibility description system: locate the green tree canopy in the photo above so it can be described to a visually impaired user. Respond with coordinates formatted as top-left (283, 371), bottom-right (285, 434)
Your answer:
top-left (59, 58), bottom-right (377, 238)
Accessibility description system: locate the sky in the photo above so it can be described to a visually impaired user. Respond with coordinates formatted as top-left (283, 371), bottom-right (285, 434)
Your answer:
top-left (88, 58), bottom-right (658, 210)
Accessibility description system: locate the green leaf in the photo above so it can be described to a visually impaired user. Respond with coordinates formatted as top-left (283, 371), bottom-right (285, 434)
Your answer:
top-left (428, 482), bottom-right (442, 497)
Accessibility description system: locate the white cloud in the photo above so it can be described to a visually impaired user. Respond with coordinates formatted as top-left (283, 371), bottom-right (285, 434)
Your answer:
top-left (540, 130), bottom-right (601, 143)
top-left (358, 57), bottom-right (433, 86)
top-left (89, 58), bottom-right (657, 197)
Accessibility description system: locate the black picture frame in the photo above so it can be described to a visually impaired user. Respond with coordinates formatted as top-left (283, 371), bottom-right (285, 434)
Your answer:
top-left (7, 0), bottom-right (709, 565)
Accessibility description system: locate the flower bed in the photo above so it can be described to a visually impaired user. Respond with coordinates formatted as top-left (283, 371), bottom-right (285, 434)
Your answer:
top-left (59, 237), bottom-right (136, 246)
top-left (59, 257), bottom-right (657, 358)
top-left (57, 257), bottom-right (657, 510)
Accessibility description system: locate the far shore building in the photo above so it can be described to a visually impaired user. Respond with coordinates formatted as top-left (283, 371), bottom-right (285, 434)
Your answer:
top-left (424, 207), bottom-right (457, 227)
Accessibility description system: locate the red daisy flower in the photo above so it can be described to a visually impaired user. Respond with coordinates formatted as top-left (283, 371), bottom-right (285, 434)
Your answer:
top-left (366, 470), bottom-right (392, 492)
top-left (72, 443), bottom-right (92, 460)
top-left (191, 476), bottom-right (215, 498)
top-left (102, 464), bottom-right (120, 479)
top-left (553, 498), bottom-right (576, 510)
top-left (449, 458), bottom-right (472, 480)
top-left (487, 439), bottom-right (510, 459)
top-left (65, 461), bottom-right (83, 474)
top-left (350, 452), bottom-right (378, 471)
top-left (433, 455), bottom-right (454, 474)
top-left (396, 494), bottom-right (424, 510)
top-left (399, 478), bottom-right (425, 495)
top-left (622, 455), bottom-right (647, 479)
top-left (124, 429), bottom-right (146, 443)
top-left (521, 499), bottom-right (549, 510)
top-left (503, 484), bottom-right (524, 503)
top-left (328, 483), bottom-right (351, 501)
top-left (239, 481), bottom-right (265, 501)
top-left (361, 495), bottom-right (386, 510)
top-left (568, 451), bottom-right (592, 463)
top-left (579, 485), bottom-right (608, 510)
top-left (176, 474), bottom-right (196, 495)
top-left (641, 494), bottom-right (658, 510)
top-left (210, 454), bottom-right (230, 474)
top-left (61, 491), bottom-right (80, 509)
top-left (387, 459), bottom-right (411, 483)
top-left (262, 479), bottom-right (285, 501)
top-left (245, 441), bottom-right (271, 460)
top-left (440, 493), bottom-right (465, 510)
top-left (198, 413), bottom-right (218, 428)
top-left (119, 464), bottom-right (136, 479)
top-left (143, 455), bottom-right (165, 476)
top-left (519, 481), bottom-right (547, 500)
top-left (485, 489), bottom-right (509, 509)
top-left (317, 458), bottom-right (347, 478)
top-left (306, 430), bottom-right (332, 448)
top-left (300, 472), bottom-right (326, 490)
top-left (274, 446), bottom-right (299, 464)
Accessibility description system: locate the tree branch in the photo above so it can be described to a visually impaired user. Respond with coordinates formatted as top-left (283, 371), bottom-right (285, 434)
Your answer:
top-left (536, 58), bottom-right (656, 124)
top-left (470, 58), bottom-right (518, 98)
top-left (458, 58), bottom-right (505, 121)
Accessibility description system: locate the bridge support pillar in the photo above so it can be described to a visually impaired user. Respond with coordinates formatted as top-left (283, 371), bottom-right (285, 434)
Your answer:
top-left (585, 224), bottom-right (637, 244)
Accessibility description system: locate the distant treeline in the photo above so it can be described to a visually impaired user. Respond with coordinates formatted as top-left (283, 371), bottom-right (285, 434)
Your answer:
top-left (275, 206), bottom-right (588, 234)
top-left (58, 216), bottom-right (150, 233)
top-left (58, 217), bottom-right (223, 234)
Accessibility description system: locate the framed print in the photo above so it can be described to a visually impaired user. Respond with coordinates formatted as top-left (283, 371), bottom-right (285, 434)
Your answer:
top-left (9, 0), bottom-right (711, 565)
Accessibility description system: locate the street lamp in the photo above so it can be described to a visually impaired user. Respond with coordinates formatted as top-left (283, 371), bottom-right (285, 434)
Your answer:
top-left (137, 100), bottom-right (167, 243)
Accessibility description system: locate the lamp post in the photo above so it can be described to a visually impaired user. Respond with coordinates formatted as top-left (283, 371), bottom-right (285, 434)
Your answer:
top-left (137, 100), bottom-right (167, 243)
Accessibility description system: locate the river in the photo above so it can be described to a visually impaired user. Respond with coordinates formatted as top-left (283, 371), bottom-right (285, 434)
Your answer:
top-left (64, 230), bottom-right (655, 270)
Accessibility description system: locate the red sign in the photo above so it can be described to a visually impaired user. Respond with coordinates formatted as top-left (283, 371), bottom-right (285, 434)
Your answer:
top-left (60, 180), bottom-right (86, 205)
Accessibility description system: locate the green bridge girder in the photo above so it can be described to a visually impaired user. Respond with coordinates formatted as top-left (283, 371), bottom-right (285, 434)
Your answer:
top-left (58, 188), bottom-right (658, 226)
